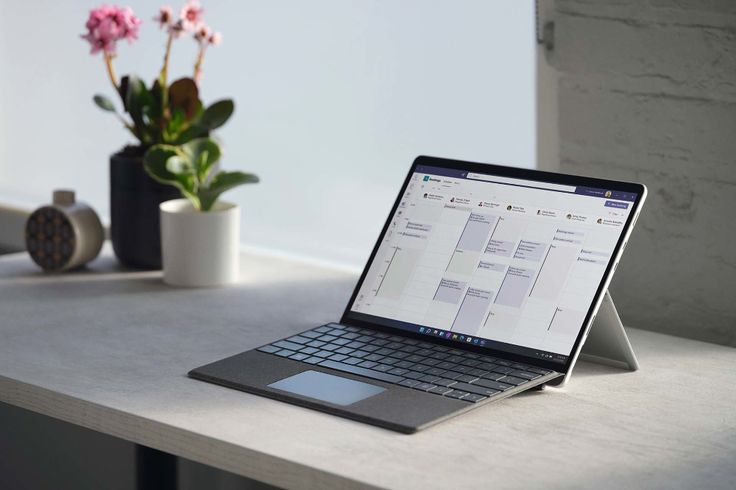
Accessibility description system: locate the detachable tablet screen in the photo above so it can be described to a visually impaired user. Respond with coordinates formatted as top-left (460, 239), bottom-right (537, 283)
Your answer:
top-left (348, 163), bottom-right (639, 366)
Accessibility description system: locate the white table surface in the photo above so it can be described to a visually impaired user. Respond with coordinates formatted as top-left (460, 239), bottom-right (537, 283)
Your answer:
top-left (1, 248), bottom-right (735, 490)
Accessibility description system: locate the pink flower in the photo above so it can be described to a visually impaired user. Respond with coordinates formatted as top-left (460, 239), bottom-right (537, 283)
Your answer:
top-left (194, 24), bottom-right (211, 45)
top-left (169, 19), bottom-right (186, 38)
top-left (81, 5), bottom-right (141, 55)
top-left (180, 0), bottom-right (204, 31)
top-left (208, 31), bottom-right (222, 46)
top-left (153, 5), bottom-right (173, 29)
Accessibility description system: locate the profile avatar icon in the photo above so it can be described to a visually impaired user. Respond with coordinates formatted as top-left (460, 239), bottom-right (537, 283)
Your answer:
top-left (566, 213), bottom-right (572, 219)
top-left (605, 190), bottom-right (612, 198)
top-left (537, 209), bottom-right (541, 215)
top-left (506, 205), bottom-right (512, 211)
top-left (423, 193), bottom-right (428, 198)
top-left (597, 218), bottom-right (603, 224)
top-left (450, 197), bottom-right (455, 203)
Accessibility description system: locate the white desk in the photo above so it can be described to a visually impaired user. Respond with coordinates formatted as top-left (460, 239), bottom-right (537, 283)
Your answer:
top-left (1, 248), bottom-right (734, 489)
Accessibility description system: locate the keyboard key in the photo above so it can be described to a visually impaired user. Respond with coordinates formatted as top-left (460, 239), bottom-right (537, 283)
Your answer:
top-left (357, 335), bottom-right (374, 342)
top-left (272, 340), bottom-right (304, 351)
top-left (411, 364), bottom-right (430, 372)
top-left (480, 371), bottom-right (505, 381)
top-left (335, 347), bottom-right (354, 355)
top-left (286, 335), bottom-right (312, 344)
top-left (404, 371), bottom-right (424, 380)
top-left (463, 394), bottom-right (488, 403)
top-left (379, 357), bottom-right (399, 365)
top-left (474, 379), bottom-right (513, 391)
top-left (329, 354), bottom-right (348, 362)
top-left (510, 370), bottom-right (540, 380)
top-left (257, 345), bottom-right (280, 354)
top-left (388, 368), bottom-right (409, 376)
top-left (466, 368), bottom-right (486, 377)
top-left (374, 364), bottom-right (393, 372)
top-left (406, 355), bottom-right (424, 363)
top-left (343, 357), bottom-right (362, 365)
top-left (344, 326), bottom-right (361, 332)
top-left (497, 375), bottom-right (526, 386)
top-left (395, 361), bottom-right (415, 369)
top-left (357, 360), bottom-right (378, 369)
top-left (316, 335), bottom-right (337, 343)
top-left (428, 386), bottom-right (453, 395)
top-left (492, 366), bottom-right (513, 374)
top-left (364, 353), bottom-right (383, 362)
top-left (314, 350), bottom-right (334, 358)
top-left (426, 367), bottom-right (447, 376)
top-left (288, 352), bottom-right (310, 361)
top-left (419, 374), bottom-right (439, 383)
top-left (303, 356), bottom-right (323, 364)
top-left (371, 339), bottom-right (390, 346)
top-left (321, 344), bottom-right (339, 351)
top-left (455, 374), bottom-right (479, 383)
top-left (450, 382), bottom-right (501, 397)
top-left (373, 332), bottom-right (391, 339)
top-left (437, 361), bottom-right (459, 370)
top-left (445, 390), bottom-right (469, 400)
top-left (314, 325), bottom-right (332, 333)
top-left (527, 367), bottom-right (552, 375)
top-left (413, 382), bottom-right (437, 392)
top-left (333, 338), bottom-right (351, 346)
top-left (345, 341), bottom-right (366, 349)
top-left (327, 329), bottom-right (345, 337)
top-left (342, 332), bottom-right (360, 340)
top-left (421, 358), bottom-right (441, 367)
top-left (306, 340), bottom-right (326, 348)
top-left (362, 345), bottom-right (380, 353)
top-left (274, 349), bottom-right (296, 357)
top-left (301, 331), bottom-right (321, 339)
top-left (399, 379), bottom-right (421, 388)
top-left (433, 378), bottom-right (457, 387)
top-left (351, 350), bottom-right (370, 358)
top-left (319, 360), bottom-right (404, 384)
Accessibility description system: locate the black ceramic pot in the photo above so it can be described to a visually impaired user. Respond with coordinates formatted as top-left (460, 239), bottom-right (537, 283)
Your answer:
top-left (110, 149), bottom-right (180, 269)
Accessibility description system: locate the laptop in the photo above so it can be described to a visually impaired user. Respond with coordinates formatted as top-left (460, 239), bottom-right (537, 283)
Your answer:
top-left (189, 156), bottom-right (647, 433)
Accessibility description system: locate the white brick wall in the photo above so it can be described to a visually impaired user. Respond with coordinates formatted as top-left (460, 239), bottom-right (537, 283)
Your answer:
top-left (551, 0), bottom-right (736, 345)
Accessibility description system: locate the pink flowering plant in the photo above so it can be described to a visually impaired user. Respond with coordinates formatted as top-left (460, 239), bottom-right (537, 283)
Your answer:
top-left (83, 2), bottom-right (257, 211)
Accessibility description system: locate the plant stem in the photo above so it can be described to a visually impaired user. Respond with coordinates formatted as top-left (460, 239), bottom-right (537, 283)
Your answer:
top-left (160, 32), bottom-right (174, 108)
top-left (193, 45), bottom-right (207, 85)
top-left (104, 53), bottom-right (118, 89)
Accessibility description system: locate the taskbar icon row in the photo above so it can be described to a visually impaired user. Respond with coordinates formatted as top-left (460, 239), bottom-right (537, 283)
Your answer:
top-left (418, 326), bottom-right (486, 347)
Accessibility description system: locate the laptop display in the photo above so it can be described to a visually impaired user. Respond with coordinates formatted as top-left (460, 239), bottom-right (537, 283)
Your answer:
top-left (347, 163), bottom-right (639, 366)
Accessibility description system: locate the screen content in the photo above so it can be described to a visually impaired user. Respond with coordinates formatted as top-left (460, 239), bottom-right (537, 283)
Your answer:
top-left (350, 165), bottom-right (638, 364)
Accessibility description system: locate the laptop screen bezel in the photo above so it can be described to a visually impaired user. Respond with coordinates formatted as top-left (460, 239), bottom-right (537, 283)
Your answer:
top-left (340, 155), bottom-right (646, 374)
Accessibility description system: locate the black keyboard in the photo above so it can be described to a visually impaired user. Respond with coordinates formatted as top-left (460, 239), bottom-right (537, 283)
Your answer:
top-left (257, 323), bottom-right (553, 403)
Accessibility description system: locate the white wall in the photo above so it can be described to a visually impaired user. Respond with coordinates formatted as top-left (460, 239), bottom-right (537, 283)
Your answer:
top-left (0, 0), bottom-right (536, 267)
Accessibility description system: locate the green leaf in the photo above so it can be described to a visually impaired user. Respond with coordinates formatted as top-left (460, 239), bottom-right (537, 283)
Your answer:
top-left (93, 94), bottom-right (116, 112)
top-left (180, 138), bottom-right (221, 183)
top-left (199, 170), bottom-right (259, 211)
top-left (143, 145), bottom-right (200, 208)
top-left (143, 145), bottom-right (180, 185)
top-left (200, 99), bottom-right (234, 130)
top-left (125, 75), bottom-right (156, 145)
top-left (168, 78), bottom-right (200, 121)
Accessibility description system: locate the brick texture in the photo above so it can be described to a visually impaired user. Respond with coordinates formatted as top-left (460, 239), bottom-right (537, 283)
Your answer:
top-left (552, 0), bottom-right (736, 345)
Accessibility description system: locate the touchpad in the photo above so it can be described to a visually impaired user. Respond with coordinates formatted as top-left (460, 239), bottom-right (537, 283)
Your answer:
top-left (268, 370), bottom-right (385, 406)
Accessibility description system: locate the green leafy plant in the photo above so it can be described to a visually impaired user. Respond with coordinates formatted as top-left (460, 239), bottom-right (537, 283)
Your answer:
top-left (83, 3), bottom-right (258, 210)
top-left (144, 138), bottom-right (258, 211)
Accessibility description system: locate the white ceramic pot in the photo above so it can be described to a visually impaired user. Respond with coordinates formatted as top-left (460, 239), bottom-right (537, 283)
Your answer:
top-left (159, 199), bottom-right (240, 287)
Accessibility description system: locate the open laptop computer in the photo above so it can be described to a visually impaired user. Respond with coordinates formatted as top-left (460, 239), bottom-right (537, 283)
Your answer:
top-left (189, 156), bottom-right (646, 433)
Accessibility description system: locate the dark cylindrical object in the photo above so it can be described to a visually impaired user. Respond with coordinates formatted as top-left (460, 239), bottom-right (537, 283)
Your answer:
top-left (110, 150), bottom-right (180, 269)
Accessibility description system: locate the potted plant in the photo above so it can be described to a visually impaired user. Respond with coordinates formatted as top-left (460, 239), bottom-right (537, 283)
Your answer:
top-left (143, 138), bottom-right (257, 286)
top-left (82, 2), bottom-right (234, 269)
